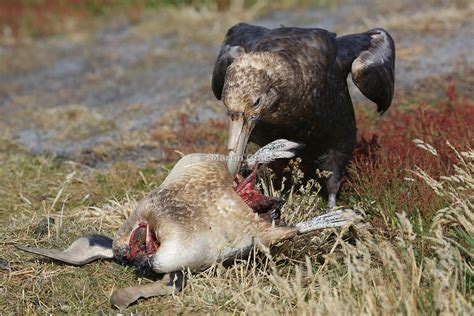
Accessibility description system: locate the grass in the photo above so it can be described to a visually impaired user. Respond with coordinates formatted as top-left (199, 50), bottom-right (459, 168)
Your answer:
top-left (0, 0), bottom-right (340, 41)
top-left (0, 1), bottom-right (472, 312)
top-left (1, 93), bottom-right (472, 313)
top-left (344, 96), bottom-right (474, 223)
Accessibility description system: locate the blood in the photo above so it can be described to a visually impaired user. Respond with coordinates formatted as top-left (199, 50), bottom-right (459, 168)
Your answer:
top-left (234, 164), bottom-right (282, 225)
top-left (234, 164), bottom-right (260, 204)
top-left (127, 222), bottom-right (160, 261)
top-left (125, 164), bottom-right (282, 262)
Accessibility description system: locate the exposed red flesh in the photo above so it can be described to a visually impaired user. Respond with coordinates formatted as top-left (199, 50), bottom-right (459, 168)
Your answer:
top-left (234, 164), bottom-right (263, 205)
top-left (234, 164), bottom-right (282, 224)
top-left (145, 224), bottom-right (159, 254)
top-left (125, 164), bottom-right (280, 263)
top-left (127, 222), bottom-right (160, 261)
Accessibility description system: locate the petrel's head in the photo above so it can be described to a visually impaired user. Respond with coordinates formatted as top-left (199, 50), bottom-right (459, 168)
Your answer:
top-left (222, 53), bottom-right (280, 176)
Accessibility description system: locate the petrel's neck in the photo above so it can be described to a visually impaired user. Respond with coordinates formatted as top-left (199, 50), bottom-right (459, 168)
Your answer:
top-left (254, 53), bottom-right (308, 124)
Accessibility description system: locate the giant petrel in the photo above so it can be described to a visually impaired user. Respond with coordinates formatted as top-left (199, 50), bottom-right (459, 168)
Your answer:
top-left (212, 23), bottom-right (395, 207)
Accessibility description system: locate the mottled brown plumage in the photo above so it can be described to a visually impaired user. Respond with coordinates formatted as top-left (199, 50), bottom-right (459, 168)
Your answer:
top-left (17, 140), bottom-right (362, 309)
top-left (212, 23), bottom-right (395, 207)
top-left (112, 153), bottom-right (294, 276)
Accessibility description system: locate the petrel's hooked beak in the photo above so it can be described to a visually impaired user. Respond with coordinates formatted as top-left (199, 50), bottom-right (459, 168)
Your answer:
top-left (227, 111), bottom-right (254, 176)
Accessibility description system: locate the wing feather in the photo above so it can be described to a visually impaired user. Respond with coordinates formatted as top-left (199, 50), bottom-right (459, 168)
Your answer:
top-left (17, 235), bottom-right (113, 265)
top-left (336, 28), bottom-right (395, 114)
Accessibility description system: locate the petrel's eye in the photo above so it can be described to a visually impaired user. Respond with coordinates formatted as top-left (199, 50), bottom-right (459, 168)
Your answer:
top-left (252, 97), bottom-right (261, 107)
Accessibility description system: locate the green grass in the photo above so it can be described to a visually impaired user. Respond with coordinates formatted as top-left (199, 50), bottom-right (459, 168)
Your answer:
top-left (0, 153), bottom-right (167, 225)
top-left (1, 106), bottom-right (472, 313)
top-left (0, 1), bottom-right (472, 311)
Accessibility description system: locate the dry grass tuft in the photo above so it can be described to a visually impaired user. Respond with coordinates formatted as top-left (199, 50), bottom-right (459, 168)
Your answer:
top-left (175, 143), bottom-right (472, 314)
top-left (2, 138), bottom-right (472, 313)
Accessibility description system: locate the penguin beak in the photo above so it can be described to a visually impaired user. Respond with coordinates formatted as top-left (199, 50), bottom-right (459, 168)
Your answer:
top-left (227, 112), bottom-right (254, 176)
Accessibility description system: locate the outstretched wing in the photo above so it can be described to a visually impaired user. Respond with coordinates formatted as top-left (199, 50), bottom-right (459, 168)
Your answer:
top-left (211, 23), bottom-right (269, 100)
top-left (336, 28), bottom-right (395, 114)
top-left (17, 235), bottom-right (114, 265)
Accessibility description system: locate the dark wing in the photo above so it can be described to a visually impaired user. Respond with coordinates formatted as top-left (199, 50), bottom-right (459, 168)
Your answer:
top-left (16, 235), bottom-right (114, 265)
top-left (211, 23), bottom-right (269, 99)
top-left (336, 28), bottom-right (395, 114)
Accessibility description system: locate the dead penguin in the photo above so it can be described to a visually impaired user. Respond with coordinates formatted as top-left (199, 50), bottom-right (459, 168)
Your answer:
top-left (17, 140), bottom-right (363, 309)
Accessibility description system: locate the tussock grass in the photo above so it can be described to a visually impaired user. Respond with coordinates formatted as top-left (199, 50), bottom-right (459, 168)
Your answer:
top-left (174, 143), bottom-right (473, 314)
top-left (1, 1), bottom-right (472, 312)
top-left (1, 138), bottom-right (472, 313)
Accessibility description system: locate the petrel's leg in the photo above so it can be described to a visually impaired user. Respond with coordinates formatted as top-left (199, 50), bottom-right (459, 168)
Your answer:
top-left (326, 176), bottom-right (341, 210)
top-left (110, 271), bottom-right (185, 310)
top-left (317, 148), bottom-right (353, 210)
top-left (16, 235), bottom-right (114, 265)
top-left (316, 161), bottom-right (342, 210)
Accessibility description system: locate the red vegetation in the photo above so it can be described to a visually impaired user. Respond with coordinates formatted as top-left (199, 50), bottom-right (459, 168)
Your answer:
top-left (152, 85), bottom-right (473, 221)
top-left (347, 90), bottom-right (473, 219)
top-left (1, 0), bottom-right (86, 37)
top-left (0, 0), bottom-right (144, 38)
top-left (446, 81), bottom-right (457, 104)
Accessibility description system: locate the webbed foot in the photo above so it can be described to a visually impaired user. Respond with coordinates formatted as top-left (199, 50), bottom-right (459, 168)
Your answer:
top-left (110, 271), bottom-right (185, 309)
